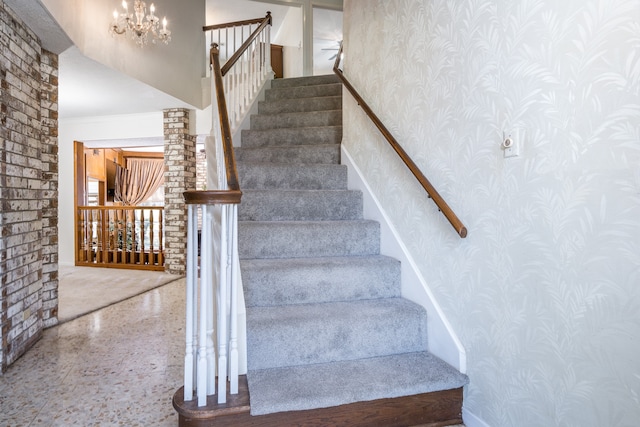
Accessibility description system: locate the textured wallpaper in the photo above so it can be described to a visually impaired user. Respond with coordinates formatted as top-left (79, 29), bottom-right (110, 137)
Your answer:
top-left (342, 0), bottom-right (640, 426)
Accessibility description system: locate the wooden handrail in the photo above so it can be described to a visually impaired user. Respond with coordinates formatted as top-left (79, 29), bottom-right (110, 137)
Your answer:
top-left (211, 43), bottom-right (241, 193)
top-left (184, 190), bottom-right (242, 205)
top-left (203, 14), bottom-right (268, 32)
top-left (185, 14), bottom-right (274, 206)
top-left (220, 12), bottom-right (271, 76)
top-left (333, 44), bottom-right (467, 238)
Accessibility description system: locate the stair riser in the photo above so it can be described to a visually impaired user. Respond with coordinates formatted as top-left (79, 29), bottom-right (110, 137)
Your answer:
top-left (238, 221), bottom-right (380, 259)
top-left (258, 96), bottom-right (342, 115)
top-left (270, 74), bottom-right (339, 88)
top-left (265, 83), bottom-right (342, 101)
top-left (174, 383), bottom-right (465, 427)
top-left (238, 163), bottom-right (348, 190)
top-left (251, 110), bottom-right (342, 130)
top-left (246, 299), bottom-right (428, 370)
top-left (241, 256), bottom-right (401, 307)
top-left (234, 145), bottom-right (341, 164)
top-left (239, 190), bottom-right (363, 221)
top-left (241, 126), bottom-right (342, 148)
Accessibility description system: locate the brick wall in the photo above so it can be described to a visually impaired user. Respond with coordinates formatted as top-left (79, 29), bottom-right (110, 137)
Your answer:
top-left (163, 108), bottom-right (196, 275)
top-left (40, 50), bottom-right (59, 328)
top-left (196, 148), bottom-right (206, 191)
top-left (0, 2), bottom-right (59, 372)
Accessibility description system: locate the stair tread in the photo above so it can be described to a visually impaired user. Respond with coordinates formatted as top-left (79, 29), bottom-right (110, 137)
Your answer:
top-left (265, 83), bottom-right (342, 101)
top-left (242, 255), bottom-right (400, 307)
top-left (251, 109), bottom-right (342, 130)
top-left (239, 219), bottom-right (380, 259)
top-left (241, 126), bottom-right (342, 148)
top-left (258, 96), bottom-right (342, 115)
top-left (246, 351), bottom-right (469, 416)
top-left (235, 144), bottom-right (340, 165)
top-left (246, 298), bottom-right (428, 370)
top-left (239, 189), bottom-right (363, 221)
top-left (238, 162), bottom-right (348, 190)
top-left (270, 74), bottom-right (339, 88)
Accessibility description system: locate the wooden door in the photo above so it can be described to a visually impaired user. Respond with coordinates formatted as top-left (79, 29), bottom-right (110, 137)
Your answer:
top-left (271, 44), bottom-right (283, 79)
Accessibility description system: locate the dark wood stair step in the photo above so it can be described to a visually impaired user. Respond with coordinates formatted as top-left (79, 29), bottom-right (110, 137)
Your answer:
top-left (173, 376), bottom-right (464, 427)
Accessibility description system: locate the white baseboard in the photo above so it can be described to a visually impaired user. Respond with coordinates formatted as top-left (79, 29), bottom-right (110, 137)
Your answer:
top-left (341, 145), bottom-right (466, 373)
top-left (463, 408), bottom-right (491, 427)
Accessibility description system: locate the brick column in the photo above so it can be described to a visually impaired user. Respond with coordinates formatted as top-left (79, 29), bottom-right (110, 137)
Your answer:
top-left (0, 3), bottom-right (44, 372)
top-left (163, 109), bottom-right (196, 275)
top-left (196, 147), bottom-right (207, 191)
top-left (40, 50), bottom-right (59, 328)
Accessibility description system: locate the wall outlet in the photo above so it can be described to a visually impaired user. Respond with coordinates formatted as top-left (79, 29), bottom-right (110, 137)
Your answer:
top-left (502, 131), bottom-right (520, 158)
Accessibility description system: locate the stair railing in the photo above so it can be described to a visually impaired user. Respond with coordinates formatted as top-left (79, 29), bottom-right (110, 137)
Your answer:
top-left (76, 205), bottom-right (164, 270)
top-left (333, 44), bottom-right (468, 238)
top-left (181, 14), bottom-right (271, 408)
top-left (203, 12), bottom-right (272, 133)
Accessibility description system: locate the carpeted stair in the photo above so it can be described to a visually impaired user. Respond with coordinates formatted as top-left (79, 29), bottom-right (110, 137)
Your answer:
top-left (236, 74), bottom-right (468, 420)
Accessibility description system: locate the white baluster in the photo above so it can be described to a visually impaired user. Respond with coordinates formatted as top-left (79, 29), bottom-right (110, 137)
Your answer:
top-left (258, 30), bottom-right (267, 79)
top-left (204, 205), bottom-right (216, 396)
top-left (184, 205), bottom-right (196, 401)
top-left (266, 24), bottom-right (272, 75)
top-left (223, 27), bottom-right (227, 61)
top-left (217, 205), bottom-right (229, 403)
top-left (197, 204), bottom-right (210, 407)
top-left (229, 204), bottom-right (239, 394)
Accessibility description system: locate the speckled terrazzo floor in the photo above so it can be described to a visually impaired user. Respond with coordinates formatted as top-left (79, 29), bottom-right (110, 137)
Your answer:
top-left (0, 279), bottom-right (186, 426)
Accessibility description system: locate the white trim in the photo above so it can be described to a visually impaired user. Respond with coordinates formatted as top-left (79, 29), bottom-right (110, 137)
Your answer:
top-left (341, 145), bottom-right (467, 373)
top-left (463, 408), bottom-right (492, 427)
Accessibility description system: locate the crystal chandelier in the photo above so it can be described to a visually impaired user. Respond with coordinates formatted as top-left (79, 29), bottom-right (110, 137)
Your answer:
top-left (109, 0), bottom-right (171, 47)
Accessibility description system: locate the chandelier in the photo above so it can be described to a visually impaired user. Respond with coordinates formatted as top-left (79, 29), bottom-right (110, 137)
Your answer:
top-left (109, 1), bottom-right (171, 47)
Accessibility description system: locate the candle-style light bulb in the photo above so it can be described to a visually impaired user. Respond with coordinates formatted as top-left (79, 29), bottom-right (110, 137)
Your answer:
top-left (162, 17), bottom-right (167, 31)
top-left (150, 4), bottom-right (155, 16)
top-left (113, 10), bottom-right (118, 20)
top-left (122, 1), bottom-right (127, 10)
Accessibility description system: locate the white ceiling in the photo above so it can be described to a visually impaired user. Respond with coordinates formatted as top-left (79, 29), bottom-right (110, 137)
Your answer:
top-left (6, 0), bottom-right (341, 123)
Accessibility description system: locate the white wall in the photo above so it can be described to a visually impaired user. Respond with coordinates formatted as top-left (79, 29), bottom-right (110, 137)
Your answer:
top-left (274, 6), bottom-right (303, 78)
top-left (42, 0), bottom-right (206, 108)
top-left (343, 1), bottom-right (640, 426)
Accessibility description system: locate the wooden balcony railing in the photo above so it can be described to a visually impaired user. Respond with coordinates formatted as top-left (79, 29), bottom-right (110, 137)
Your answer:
top-left (76, 206), bottom-right (165, 270)
top-left (333, 44), bottom-right (468, 238)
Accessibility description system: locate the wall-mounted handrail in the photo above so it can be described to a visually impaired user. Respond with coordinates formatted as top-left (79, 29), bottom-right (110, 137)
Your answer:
top-left (333, 44), bottom-right (467, 238)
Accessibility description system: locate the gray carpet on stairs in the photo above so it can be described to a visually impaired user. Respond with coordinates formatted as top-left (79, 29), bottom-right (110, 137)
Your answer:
top-left (237, 74), bottom-right (468, 416)
top-left (246, 352), bottom-right (468, 416)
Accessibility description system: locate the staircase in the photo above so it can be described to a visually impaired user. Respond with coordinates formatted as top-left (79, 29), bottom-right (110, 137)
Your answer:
top-left (180, 75), bottom-right (468, 426)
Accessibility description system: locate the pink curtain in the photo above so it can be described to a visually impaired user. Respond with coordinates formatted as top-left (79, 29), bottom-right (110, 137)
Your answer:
top-left (114, 158), bottom-right (164, 206)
